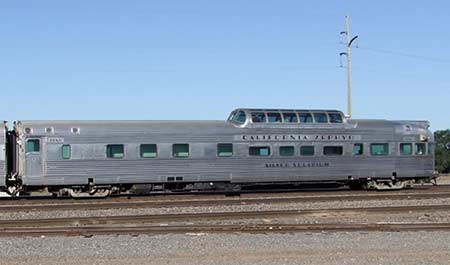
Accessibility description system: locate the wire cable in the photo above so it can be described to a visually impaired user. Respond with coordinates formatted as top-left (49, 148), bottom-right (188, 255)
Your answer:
top-left (355, 46), bottom-right (450, 64)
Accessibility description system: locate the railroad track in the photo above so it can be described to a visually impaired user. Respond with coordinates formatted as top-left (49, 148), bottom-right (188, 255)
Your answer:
top-left (0, 186), bottom-right (449, 212)
top-left (3, 223), bottom-right (450, 237)
top-left (2, 204), bottom-right (450, 227)
top-left (1, 204), bottom-right (450, 236)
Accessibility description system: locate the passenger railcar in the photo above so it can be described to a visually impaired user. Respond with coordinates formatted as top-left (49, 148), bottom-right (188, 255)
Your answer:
top-left (1, 109), bottom-right (436, 197)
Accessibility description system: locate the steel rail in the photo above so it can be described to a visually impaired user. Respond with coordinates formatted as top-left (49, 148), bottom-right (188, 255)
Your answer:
top-left (2, 223), bottom-right (450, 237)
top-left (0, 189), bottom-right (449, 212)
top-left (1, 204), bottom-right (450, 228)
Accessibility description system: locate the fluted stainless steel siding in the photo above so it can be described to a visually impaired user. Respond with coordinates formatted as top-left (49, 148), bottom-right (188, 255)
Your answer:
top-left (16, 119), bottom-right (434, 186)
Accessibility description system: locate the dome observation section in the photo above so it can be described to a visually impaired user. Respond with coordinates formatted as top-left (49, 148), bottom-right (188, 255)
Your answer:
top-left (227, 108), bottom-right (346, 126)
top-left (227, 110), bottom-right (248, 125)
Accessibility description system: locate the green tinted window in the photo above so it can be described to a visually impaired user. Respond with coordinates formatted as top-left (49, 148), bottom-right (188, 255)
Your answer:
top-left (353, 144), bottom-right (363, 155)
top-left (251, 112), bottom-right (266, 123)
top-left (371, 143), bottom-right (389, 155)
top-left (267, 113), bottom-right (282, 123)
top-left (323, 146), bottom-right (343, 155)
top-left (107, 144), bottom-right (124, 158)
top-left (282, 113), bottom-right (298, 123)
top-left (415, 143), bottom-right (426, 155)
top-left (140, 144), bottom-right (157, 158)
top-left (62, 144), bottom-right (71, 159)
top-left (26, 139), bottom-right (40, 153)
top-left (279, 146), bottom-right (295, 156)
top-left (233, 111), bottom-right (247, 124)
top-left (173, 144), bottom-right (189, 158)
top-left (313, 113), bottom-right (328, 123)
top-left (328, 113), bottom-right (343, 123)
top-left (300, 146), bottom-right (315, 156)
top-left (249, 146), bottom-right (270, 156)
top-left (217, 143), bottom-right (233, 157)
top-left (400, 143), bottom-right (412, 155)
top-left (298, 113), bottom-right (313, 123)
top-left (428, 143), bottom-right (435, 155)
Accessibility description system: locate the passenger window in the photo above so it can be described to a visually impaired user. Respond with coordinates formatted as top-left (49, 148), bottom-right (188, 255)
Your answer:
top-left (26, 139), bottom-right (40, 153)
top-left (251, 112), bottom-right (266, 123)
top-left (428, 143), bottom-right (435, 155)
top-left (282, 113), bottom-right (298, 123)
top-left (140, 144), bottom-right (157, 158)
top-left (313, 113), bottom-right (328, 123)
top-left (300, 146), bottom-right (315, 156)
top-left (230, 111), bottom-right (247, 124)
top-left (249, 146), bottom-right (271, 156)
top-left (298, 113), bottom-right (313, 123)
top-left (267, 112), bottom-right (282, 123)
top-left (400, 143), bottom-right (412, 155)
top-left (279, 146), bottom-right (295, 156)
top-left (323, 146), bottom-right (343, 155)
top-left (62, 144), bottom-right (71, 159)
top-left (328, 113), bottom-right (343, 123)
top-left (370, 143), bottom-right (389, 156)
top-left (218, 143), bottom-right (233, 157)
top-left (107, 144), bottom-right (124, 158)
top-left (415, 143), bottom-right (426, 155)
top-left (173, 144), bottom-right (189, 158)
top-left (353, 144), bottom-right (363, 155)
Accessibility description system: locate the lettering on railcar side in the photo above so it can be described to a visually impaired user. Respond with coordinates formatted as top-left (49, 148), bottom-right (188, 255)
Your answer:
top-left (265, 162), bottom-right (330, 168)
top-left (237, 135), bottom-right (361, 141)
top-left (46, 137), bottom-right (64, 144)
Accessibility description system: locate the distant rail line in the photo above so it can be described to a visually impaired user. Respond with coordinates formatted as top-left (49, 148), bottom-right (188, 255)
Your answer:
top-left (0, 185), bottom-right (449, 212)
top-left (2, 204), bottom-right (450, 226)
top-left (3, 223), bottom-right (450, 237)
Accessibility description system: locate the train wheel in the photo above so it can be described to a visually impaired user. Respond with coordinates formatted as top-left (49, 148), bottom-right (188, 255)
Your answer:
top-left (67, 188), bottom-right (111, 198)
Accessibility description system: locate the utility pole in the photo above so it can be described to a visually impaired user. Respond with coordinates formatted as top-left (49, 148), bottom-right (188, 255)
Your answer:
top-left (340, 16), bottom-right (358, 119)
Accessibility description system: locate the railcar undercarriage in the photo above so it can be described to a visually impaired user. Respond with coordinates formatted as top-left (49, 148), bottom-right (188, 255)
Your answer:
top-left (6, 176), bottom-right (435, 198)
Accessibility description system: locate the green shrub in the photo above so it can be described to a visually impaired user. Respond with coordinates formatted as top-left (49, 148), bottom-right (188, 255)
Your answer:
top-left (435, 130), bottom-right (450, 173)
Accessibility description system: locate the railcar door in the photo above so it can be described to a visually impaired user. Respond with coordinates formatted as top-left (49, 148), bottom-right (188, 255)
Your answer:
top-left (25, 138), bottom-right (44, 177)
top-left (0, 126), bottom-right (5, 186)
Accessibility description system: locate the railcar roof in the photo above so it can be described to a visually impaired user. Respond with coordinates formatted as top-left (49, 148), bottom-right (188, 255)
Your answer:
top-left (234, 108), bottom-right (343, 113)
top-left (16, 120), bottom-right (224, 124)
top-left (352, 119), bottom-right (430, 125)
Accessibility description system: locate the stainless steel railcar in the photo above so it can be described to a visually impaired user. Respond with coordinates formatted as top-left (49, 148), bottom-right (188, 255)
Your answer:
top-left (1, 109), bottom-right (436, 197)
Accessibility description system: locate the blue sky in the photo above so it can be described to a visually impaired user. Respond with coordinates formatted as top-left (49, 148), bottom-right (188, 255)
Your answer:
top-left (1, 1), bottom-right (449, 130)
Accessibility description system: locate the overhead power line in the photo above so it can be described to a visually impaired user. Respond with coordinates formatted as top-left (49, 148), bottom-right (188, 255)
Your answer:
top-left (355, 46), bottom-right (450, 64)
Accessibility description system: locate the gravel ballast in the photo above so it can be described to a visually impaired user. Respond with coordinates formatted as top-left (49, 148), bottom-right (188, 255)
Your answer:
top-left (1, 232), bottom-right (450, 265)
top-left (2, 187), bottom-right (450, 264)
